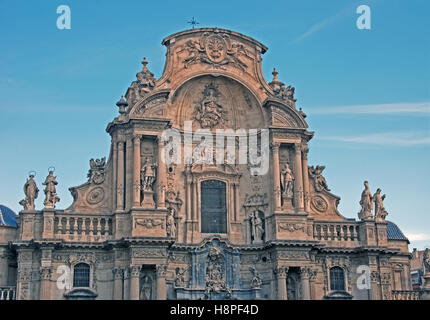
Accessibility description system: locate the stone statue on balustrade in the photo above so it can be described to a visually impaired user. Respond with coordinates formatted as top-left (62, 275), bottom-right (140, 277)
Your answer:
top-left (42, 170), bottom-right (60, 209)
top-left (166, 207), bottom-right (177, 238)
top-left (358, 180), bottom-right (373, 220)
top-left (19, 173), bottom-right (39, 210)
top-left (249, 210), bottom-right (264, 244)
top-left (373, 188), bottom-right (388, 221)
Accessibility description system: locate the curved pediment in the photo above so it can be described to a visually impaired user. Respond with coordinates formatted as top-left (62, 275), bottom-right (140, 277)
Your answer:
top-left (264, 99), bottom-right (308, 129)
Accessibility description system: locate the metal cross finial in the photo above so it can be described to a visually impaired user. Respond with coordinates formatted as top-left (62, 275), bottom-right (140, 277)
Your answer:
top-left (187, 17), bottom-right (199, 29)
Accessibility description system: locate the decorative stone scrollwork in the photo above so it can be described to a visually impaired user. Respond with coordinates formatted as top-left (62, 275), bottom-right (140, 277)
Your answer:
top-left (127, 57), bottom-right (156, 106)
top-left (87, 157), bottom-right (106, 185)
top-left (130, 265), bottom-right (141, 277)
top-left (86, 187), bottom-right (105, 205)
top-left (204, 246), bottom-right (231, 299)
top-left (273, 266), bottom-right (288, 278)
top-left (182, 32), bottom-right (249, 71)
top-left (308, 165), bottom-right (330, 192)
top-left (135, 218), bottom-right (164, 229)
top-left (40, 267), bottom-right (52, 280)
top-left (174, 266), bottom-right (189, 288)
top-left (113, 267), bottom-right (124, 280)
top-left (249, 266), bottom-right (262, 289)
top-left (156, 264), bottom-right (167, 277)
top-left (311, 195), bottom-right (328, 213)
top-left (278, 223), bottom-right (305, 233)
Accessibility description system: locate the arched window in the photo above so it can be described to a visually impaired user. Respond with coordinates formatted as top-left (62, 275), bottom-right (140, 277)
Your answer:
top-left (73, 263), bottom-right (90, 288)
top-left (329, 266), bottom-right (345, 291)
top-left (201, 180), bottom-right (227, 233)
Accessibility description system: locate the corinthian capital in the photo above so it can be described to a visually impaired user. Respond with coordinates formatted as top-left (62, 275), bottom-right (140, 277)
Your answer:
top-left (270, 141), bottom-right (281, 151)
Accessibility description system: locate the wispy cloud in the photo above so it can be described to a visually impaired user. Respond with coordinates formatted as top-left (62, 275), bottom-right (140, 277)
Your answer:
top-left (405, 232), bottom-right (430, 242)
top-left (309, 102), bottom-right (430, 115)
top-left (291, 5), bottom-right (353, 44)
top-left (318, 131), bottom-right (430, 146)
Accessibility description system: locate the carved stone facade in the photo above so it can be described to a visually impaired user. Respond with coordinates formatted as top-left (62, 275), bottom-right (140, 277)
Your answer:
top-left (0, 28), bottom-right (414, 300)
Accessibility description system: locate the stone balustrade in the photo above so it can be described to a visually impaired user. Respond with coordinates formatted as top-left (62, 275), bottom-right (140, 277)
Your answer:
top-left (391, 290), bottom-right (421, 300)
top-left (313, 221), bottom-right (360, 245)
top-left (53, 214), bottom-right (113, 242)
top-left (0, 286), bottom-right (16, 300)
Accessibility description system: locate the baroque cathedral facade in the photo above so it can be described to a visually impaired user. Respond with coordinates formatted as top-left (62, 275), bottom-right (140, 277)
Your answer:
top-left (0, 28), bottom-right (415, 300)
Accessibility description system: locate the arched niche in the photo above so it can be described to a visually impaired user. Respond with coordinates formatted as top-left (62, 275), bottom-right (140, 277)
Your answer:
top-left (167, 74), bottom-right (266, 130)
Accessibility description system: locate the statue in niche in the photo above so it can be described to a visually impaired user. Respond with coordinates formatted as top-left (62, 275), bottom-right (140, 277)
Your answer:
top-left (249, 266), bottom-right (262, 288)
top-left (140, 275), bottom-right (152, 300)
top-left (308, 165), bottom-right (330, 192)
top-left (194, 83), bottom-right (227, 129)
top-left (249, 210), bottom-right (264, 243)
top-left (87, 157), bottom-right (106, 184)
top-left (42, 170), bottom-right (60, 208)
top-left (358, 180), bottom-right (373, 220)
top-left (141, 157), bottom-right (157, 191)
top-left (373, 188), bottom-right (388, 221)
top-left (166, 207), bottom-right (176, 238)
top-left (280, 163), bottom-right (294, 198)
top-left (19, 173), bottom-right (39, 210)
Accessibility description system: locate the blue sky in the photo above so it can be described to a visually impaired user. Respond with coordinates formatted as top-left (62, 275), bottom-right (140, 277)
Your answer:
top-left (0, 0), bottom-right (429, 249)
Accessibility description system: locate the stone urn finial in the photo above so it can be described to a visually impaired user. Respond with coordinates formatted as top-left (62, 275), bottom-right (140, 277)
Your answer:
top-left (272, 68), bottom-right (279, 82)
top-left (141, 57), bottom-right (148, 71)
top-left (116, 96), bottom-right (128, 115)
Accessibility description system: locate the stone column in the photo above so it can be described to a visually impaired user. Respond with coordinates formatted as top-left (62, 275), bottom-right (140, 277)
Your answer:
top-left (309, 269), bottom-right (317, 299)
top-left (39, 267), bottom-right (52, 300)
top-left (192, 179), bottom-right (198, 221)
top-left (133, 136), bottom-right (141, 208)
top-left (130, 265), bottom-right (141, 300)
top-left (274, 267), bottom-right (288, 300)
top-left (125, 138), bottom-right (133, 211)
top-left (271, 142), bottom-right (282, 211)
top-left (293, 143), bottom-right (304, 212)
top-left (112, 139), bottom-right (118, 209)
top-left (0, 249), bottom-right (9, 286)
top-left (301, 144), bottom-right (310, 212)
top-left (300, 267), bottom-right (311, 300)
top-left (370, 271), bottom-right (381, 300)
top-left (156, 265), bottom-right (167, 300)
top-left (234, 182), bottom-right (240, 222)
top-left (157, 137), bottom-right (166, 209)
top-left (185, 173), bottom-right (192, 221)
top-left (123, 267), bottom-right (130, 300)
top-left (116, 141), bottom-right (125, 211)
top-left (113, 267), bottom-right (124, 300)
